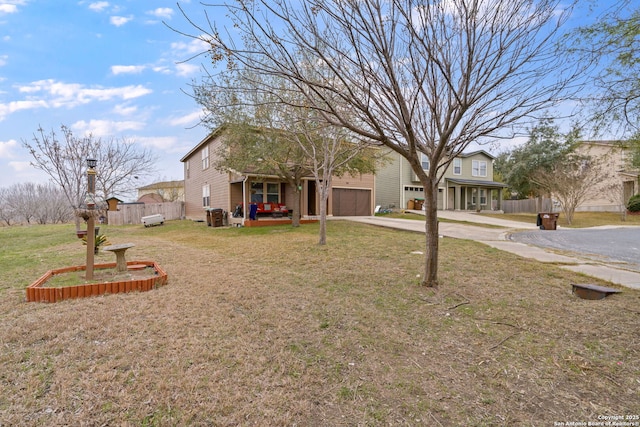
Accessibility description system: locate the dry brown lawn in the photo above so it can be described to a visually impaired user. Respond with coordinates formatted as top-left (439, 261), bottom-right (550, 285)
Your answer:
top-left (1, 220), bottom-right (639, 426)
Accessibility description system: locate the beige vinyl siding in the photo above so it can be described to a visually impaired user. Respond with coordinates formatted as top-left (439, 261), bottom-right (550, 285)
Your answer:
top-left (374, 151), bottom-right (402, 208)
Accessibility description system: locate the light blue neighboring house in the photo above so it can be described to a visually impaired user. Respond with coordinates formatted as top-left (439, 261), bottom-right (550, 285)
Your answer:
top-left (375, 149), bottom-right (508, 211)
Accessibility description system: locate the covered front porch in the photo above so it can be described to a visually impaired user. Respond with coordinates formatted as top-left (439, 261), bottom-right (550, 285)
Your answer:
top-left (444, 178), bottom-right (508, 211)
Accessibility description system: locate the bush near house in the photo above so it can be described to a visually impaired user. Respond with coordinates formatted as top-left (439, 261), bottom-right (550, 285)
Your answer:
top-left (627, 194), bottom-right (640, 212)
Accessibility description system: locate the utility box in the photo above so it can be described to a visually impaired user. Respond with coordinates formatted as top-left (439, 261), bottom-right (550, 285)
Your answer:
top-left (537, 212), bottom-right (559, 230)
top-left (142, 214), bottom-right (164, 227)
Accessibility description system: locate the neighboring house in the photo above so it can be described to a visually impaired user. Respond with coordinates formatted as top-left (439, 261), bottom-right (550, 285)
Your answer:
top-left (376, 149), bottom-right (508, 211)
top-left (179, 128), bottom-right (376, 222)
top-left (136, 180), bottom-right (185, 203)
top-left (574, 141), bottom-right (639, 212)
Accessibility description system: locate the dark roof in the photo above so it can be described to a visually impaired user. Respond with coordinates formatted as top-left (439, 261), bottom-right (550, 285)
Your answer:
top-left (445, 178), bottom-right (508, 188)
top-left (137, 180), bottom-right (184, 191)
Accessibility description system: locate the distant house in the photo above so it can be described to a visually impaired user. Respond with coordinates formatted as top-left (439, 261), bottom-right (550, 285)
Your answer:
top-left (136, 180), bottom-right (185, 203)
top-left (376, 149), bottom-right (508, 211)
top-left (574, 141), bottom-right (639, 212)
top-left (179, 127), bottom-right (376, 222)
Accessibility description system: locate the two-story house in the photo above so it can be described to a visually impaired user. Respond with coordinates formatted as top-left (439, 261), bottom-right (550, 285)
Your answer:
top-left (180, 127), bottom-right (376, 222)
top-left (574, 141), bottom-right (639, 212)
top-left (376, 149), bottom-right (508, 211)
top-left (137, 180), bottom-right (185, 203)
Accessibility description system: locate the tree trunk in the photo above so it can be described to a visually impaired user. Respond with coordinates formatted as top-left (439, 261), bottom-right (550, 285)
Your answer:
top-left (422, 179), bottom-right (439, 287)
top-left (291, 187), bottom-right (301, 227)
top-left (317, 180), bottom-right (330, 245)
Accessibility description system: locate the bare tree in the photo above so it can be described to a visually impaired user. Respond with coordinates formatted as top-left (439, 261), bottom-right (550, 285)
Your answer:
top-left (0, 187), bottom-right (15, 226)
top-left (178, 0), bottom-right (584, 286)
top-left (4, 183), bottom-right (38, 224)
top-left (531, 155), bottom-right (608, 224)
top-left (22, 125), bottom-right (157, 230)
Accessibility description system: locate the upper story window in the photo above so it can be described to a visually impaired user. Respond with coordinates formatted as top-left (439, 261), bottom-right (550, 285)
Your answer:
top-left (421, 153), bottom-right (430, 170)
top-left (185, 160), bottom-right (190, 179)
top-left (453, 158), bottom-right (461, 175)
top-left (201, 145), bottom-right (210, 170)
top-left (472, 160), bottom-right (487, 177)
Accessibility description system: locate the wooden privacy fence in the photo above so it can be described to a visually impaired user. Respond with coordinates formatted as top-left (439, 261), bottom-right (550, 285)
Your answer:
top-left (107, 202), bottom-right (185, 225)
top-left (502, 198), bottom-right (552, 214)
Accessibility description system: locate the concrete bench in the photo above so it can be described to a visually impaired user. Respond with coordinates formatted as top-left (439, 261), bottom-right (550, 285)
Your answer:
top-left (571, 283), bottom-right (621, 300)
top-left (103, 243), bottom-right (135, 272)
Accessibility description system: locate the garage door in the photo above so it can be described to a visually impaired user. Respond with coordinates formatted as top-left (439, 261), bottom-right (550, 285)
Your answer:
top-left (332, 188), bottom-right (371, 216)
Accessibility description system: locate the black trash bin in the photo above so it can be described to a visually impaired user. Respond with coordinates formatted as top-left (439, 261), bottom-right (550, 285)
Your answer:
top-left (537, 212), bottom-right (559, 230)
top-left (211, 208), bottom-right (224, 227)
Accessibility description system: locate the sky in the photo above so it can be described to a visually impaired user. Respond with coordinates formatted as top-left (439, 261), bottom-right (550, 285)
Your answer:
top-left (0, 0), bottom-right (623, 201)
top-left (0, 0), bottom-right (213, 199)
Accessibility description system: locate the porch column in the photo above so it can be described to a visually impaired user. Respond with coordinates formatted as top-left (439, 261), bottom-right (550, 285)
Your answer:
top-left (476, 186), bottom-right (482, 212)
top-left (455, 185), bottom-right (461, 210)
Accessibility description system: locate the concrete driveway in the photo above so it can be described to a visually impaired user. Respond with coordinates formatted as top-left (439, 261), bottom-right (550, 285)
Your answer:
top-left (343, 210), bottom-right (640, 289)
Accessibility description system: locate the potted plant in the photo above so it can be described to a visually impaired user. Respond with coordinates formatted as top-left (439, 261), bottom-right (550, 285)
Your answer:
top-left (81, 233), bottom-right (111, 254)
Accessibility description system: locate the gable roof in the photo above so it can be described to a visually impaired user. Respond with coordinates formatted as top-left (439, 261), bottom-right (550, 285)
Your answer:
top-left (180, 125), bottom-right (227, 162)
top-left (457, 150), bottom-right (496, 160)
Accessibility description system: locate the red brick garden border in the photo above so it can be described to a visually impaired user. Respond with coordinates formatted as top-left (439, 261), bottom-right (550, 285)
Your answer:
top-left (26, 260), bottom-right (168, 303)
top-left (243, 218), bottom-right (318, 227)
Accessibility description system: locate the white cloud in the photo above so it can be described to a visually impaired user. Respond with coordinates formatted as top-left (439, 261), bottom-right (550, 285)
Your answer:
top-left (0, 99), bottom-right (48, 121)
top-left (0, 0), bottom-right (27, 14)
top-left (110, 15), bottom-right (132, 26)
top-left (169, 110), bottom-right (202, 127)
top-left (18, 79), bottom-right (152, 108)
top-left (0, 138), bottom-right (17, 157)
top-left (135, 135), bottom-right (178, 150)
top-left (8, 160), bottom-right (31, 172)
top-left (111, 65), bottom-right (146, 75)
top-left (175, 62), bottom-right (200, 77)
top-left (113, 103), bottom-right (138, 116)
top-left (88, 1), bottom-right (109, 12)
top-left (152, 65), bottom-right (171, 74)
top-left (0, 4), bottom-right (17, 14)
top-left (72, 119), bottom-right (146, 136)
top-left (171, 37), bottom-right (211, 56)
top-left (148, 8), bottom-right (173, 19)
top-left (0, 54), bottom-right (7, 66)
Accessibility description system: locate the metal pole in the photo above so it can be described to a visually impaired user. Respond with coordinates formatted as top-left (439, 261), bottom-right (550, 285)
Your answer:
top-left (85, 162), bottom-right (96, 280)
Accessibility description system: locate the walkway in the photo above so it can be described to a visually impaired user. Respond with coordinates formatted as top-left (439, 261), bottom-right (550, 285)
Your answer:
top-left (343, 210), bottom-right (640, 289)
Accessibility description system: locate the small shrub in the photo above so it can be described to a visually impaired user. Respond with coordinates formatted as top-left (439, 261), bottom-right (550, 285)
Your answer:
top-left (627, 194), bottom-right (640, 212)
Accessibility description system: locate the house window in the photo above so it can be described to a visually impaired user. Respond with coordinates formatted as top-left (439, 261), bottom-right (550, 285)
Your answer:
top-left (453, 158), bottom-right (461, 175)
top-left (471, 189), bottom-right (487, 205)
top-left (421, 153), bottom-right (430, 170)
top-left (185, 160), bottom-right (190, 179)
top-left (250, 181), bottom-right (282, 203)
top-left (201, 145), bottom-right (209, 170)
top-left (202, 184), bottom-right (210, 207)
top-left (472, 160), bottom-right (487, 177)
top-left (266, 183), bottom-right (279, 203)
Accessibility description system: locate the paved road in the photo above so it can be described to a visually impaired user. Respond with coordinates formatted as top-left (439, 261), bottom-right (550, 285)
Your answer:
top-left (509, 227), bottom-right (640, 273)
top-left (344, 211), bottom-right (640, 288)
